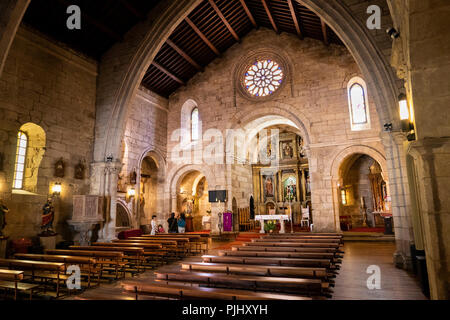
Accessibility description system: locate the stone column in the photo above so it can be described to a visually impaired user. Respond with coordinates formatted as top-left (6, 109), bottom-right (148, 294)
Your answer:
top-left (381, 131), bottom-right (414, 270)
top-left (90, 161), bottom-right (122, 242)
top-left (408, 138), bottom-right (450, 300)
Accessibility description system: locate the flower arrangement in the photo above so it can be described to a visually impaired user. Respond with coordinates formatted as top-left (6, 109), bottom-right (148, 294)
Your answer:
top-left (264, 220), bottom-right (276, 233)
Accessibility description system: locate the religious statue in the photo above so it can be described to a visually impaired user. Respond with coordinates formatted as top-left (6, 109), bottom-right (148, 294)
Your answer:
top-left (264, 176), bottom-right (274, 197)
top-left (74, 160), bottom-right (85, 179)
top-left (0, 201), bottom-right (10, 238)
top-left (130, 169), bottom-right (137, 185)
top-left (40, 198), bottom-right (56, 236)
top-left (54, 158), bottom-right (65, 178)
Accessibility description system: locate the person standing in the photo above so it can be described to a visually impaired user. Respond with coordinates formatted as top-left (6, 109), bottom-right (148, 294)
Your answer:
top-left (150, 215), bottom-right (157, 235)
top-left (167, 212), bottom-right (178, 233)
top-left (177, 213), bottom-right (186, 233)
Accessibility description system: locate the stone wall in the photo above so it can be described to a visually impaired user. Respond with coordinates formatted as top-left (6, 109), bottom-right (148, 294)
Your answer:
top-left (119, 86), bottom-right (168, 227)
top-left (0, 26), bottom-right (97, 241)
top-left (165, 28), bottom-right (387, 233)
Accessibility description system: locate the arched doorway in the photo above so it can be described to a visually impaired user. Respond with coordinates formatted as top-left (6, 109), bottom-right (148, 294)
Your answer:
top-left (176, 170), bottom-right (211, 232)
top-left (116, 201), bottom-right (131, 232)
top-left (337, 154), bottom-right (391, 233)
top-left (140, 156), bottom-right (159, 225)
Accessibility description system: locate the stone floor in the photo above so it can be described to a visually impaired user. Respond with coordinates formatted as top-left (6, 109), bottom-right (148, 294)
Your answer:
top-left (65, 241), bottom-right (427, 300)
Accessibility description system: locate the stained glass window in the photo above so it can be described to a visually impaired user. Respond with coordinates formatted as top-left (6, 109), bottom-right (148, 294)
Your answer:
top-left (349, 83), bottom-right (368, 124)
top-left (13, 131), bottom-right (27, 189)
top-left (191, 107), bottom-right (199, 141)
top-left (244, 59), bottom-right (283, 97)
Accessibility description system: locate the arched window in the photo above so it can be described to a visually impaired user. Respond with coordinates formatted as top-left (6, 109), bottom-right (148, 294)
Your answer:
top-left (12, 123), bottom-right (46, 193)
top-left (191, 107), bottom-right (199, 141)
top-left (13, 131), bottom-right (28, 189)
top-left (347, 77), bottom-right (371, 131)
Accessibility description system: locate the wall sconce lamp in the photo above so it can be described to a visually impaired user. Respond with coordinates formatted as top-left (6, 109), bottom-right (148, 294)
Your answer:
top-left (52, 182), bottom-right (61, 196)
top-left (398, 93), bottom-right (416, 141)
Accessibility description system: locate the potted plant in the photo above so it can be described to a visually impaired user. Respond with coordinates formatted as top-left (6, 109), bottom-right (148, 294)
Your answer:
top-left (264, 220), bottom-right (276, 233)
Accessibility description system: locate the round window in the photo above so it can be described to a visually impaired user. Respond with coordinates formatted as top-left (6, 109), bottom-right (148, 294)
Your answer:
top-left (243, 59), bottom-right (284, 97)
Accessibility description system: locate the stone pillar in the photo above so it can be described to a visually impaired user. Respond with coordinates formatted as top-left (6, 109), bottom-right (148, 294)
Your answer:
top-left (408, 138), bottom-right (450, 300)
top-left (90, 161), bottom-right (122, 242)
top-left (381, 132), bottom-right (414, 270)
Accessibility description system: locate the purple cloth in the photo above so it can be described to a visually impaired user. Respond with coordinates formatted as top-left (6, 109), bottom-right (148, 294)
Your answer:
top-left (223, 212), bottom-right (232, 232)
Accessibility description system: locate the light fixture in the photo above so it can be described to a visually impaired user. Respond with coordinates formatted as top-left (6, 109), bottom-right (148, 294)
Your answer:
top-left (52, 182), bottom-right (61, 196)
top-left (398, 93), bottom-right (416, 141)
top-left (386, 27), bottom-right (400, 39)
top-left (399, 93), bottom-right (409, 121)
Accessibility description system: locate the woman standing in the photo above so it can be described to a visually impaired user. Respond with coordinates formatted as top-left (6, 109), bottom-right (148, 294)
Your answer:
top-left (150, 215), bottom-right (157, 235)
top-left (177, 213), bottom-right (186, 233)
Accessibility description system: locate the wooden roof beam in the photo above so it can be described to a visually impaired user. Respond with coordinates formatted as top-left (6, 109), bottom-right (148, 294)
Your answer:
top-left (166, 39), bottom-right (203, 72)
top-left (185, 17), bottom-right (220, 56)
top-left (119, 0), bottom-right (146, 20)
top-left (208, 0), bottom-right (240, 42)
top-left (287, 0), bottom-right (303, 39)
top-left (56, 0), bottom-right (123, 42)
top-left (321, 19), bottom-right (329, 45)
top-left (151, 62), bottom-right (185, 85)
top-left (239, 0), bottom-right (257, 27)
top-left (261, 0), bottom-right (278, 33)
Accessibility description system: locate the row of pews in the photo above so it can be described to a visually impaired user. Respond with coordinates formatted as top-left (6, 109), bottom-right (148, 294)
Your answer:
top-left (0, 233), bottom-right (210, 300)
top-left (121, 232), bottom-right (344, 300)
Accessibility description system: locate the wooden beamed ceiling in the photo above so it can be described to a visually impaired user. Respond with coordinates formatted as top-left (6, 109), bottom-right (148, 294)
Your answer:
top-left (21, 0), bottom-right (343, 98)
top-left (143, 0), bottom-right (343, 97)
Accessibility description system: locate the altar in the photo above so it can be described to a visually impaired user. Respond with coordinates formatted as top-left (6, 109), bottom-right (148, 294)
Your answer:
top-left (255, 214), bottom-right (290, 234)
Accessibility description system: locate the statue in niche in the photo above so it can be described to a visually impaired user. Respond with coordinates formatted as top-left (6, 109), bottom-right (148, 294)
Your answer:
top-left (298, 136), bottom-right (306, 158)
top-left (74, 160), bottom-right (85, 180)
top-left (39, 198), bottom-right (56, 236)
top-left (54, 158), bottom-right (65, 178)
top-left (263, 175), bottom-right (274, 198)
top-left (0, 201), bottom-right (10, 238)
top-left (130, 169), bottom-right (137, 185)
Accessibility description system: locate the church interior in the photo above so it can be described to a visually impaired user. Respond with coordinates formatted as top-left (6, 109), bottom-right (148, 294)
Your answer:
top-left (0, 0), bottom-right (449, 302)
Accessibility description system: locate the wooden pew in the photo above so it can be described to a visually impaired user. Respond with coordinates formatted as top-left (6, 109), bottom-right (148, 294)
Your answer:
top-left (253, 238), bottom-right (342, 244)
top-left (201, 255), bottom-right (333, 268)
top-left (46, 249), bottom-right (126, 279)
top-left (181, 262), bottom-right (330, 279)
top-left (113, 239), bottom-right (182, 260)
top-left (244, 242), bottom-right (341, 249)
top-left (122, 281), bottom-right (312, 300)
top-left (132, 236), bottom-right (192, 254)
top-left (0, 269), bottom-right (39, 300)
top-left (155, 271), bottom-right (329, 297)
top-left (0, 259), bottom-right (65, 297)
top-left (14, 253), bottom-right (99, 288)
top-left (138, 234), bottom-right (205, 253)
top-left (219, 250), bottom-right (338, 262)
top-left (68, 246), bottom-right (143, 277)
top-left (232, 245), bottom-right (342, 254)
